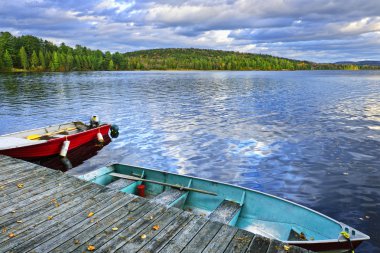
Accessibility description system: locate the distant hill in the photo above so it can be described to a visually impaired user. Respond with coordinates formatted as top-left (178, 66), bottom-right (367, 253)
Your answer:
top-left (335, 61), bottom-right (380, 66)
top-left (123, 48), bottom-right (313, 71)
top-left (1, 31), bottom-right (379, 72)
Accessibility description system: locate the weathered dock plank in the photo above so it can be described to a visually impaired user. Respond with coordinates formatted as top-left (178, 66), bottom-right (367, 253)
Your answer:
top-left (0, 182), bottom-right (99, 227)
top-left (203, 224), bottom-right (239, 253)
top-left (116, 207), bottom-right (182, 252)
top-left (181, 220), bottom-right (224, 253)
top-left (247, 235), bottom-right (271, 253)
top-left (96, 206), bottom-right (176, 252)
top-left (70, 201), bottom-right (160, 253)
top-left (0, 155), bottom-right (311, 253)
top-left (158, 215), bottom-right (208, 253)
top-left (267, 239), bottom-right (289, 253)
top-left (0, 170), bottom-right (67, 199)
top-left (0, 176), bottom-right (84, 215)
top-left (30, 194), bottom-right (138, 252)
top-left (137, 211), bottom-right (194, 253)
top-left (1, 190), bottom-right (129, 252)
top-left (49, 197), bottom-right (148, 253)
top-left (0, 168), bottom-right (59, 195)
top-left (223, 229), bottom-right (255, 253)
top-left (0, 187), bottom-right (105, 247)
top-left (0, 163), bottom-right (44, 181)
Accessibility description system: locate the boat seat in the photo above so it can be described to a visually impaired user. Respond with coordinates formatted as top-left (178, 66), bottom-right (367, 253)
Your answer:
top-left (54, 134), bottom-right (68, 138)
top-left (106, 178), bottom-right (135, 191)
top-left (151, 188), bottom-right (186, 206)
top-left (288, 229), bottom-right (308, 241)
top-left (208, 200), bottom-right (241, 225)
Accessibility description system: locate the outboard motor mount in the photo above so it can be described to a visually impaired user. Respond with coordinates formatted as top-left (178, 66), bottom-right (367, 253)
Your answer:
top-left (90, 115), bottom-right (100, 128)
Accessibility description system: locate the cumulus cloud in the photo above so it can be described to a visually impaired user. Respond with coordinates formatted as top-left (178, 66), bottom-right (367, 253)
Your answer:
top-left (0, 0), bottom-right (379, 62)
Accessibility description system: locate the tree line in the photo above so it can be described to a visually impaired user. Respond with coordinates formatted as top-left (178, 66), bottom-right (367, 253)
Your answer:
top-left (0, 32), bottom-right (378, 72)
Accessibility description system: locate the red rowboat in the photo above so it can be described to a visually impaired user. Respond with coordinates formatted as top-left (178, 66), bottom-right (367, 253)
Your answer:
top-left (0, 121), bottom-right (111, 160)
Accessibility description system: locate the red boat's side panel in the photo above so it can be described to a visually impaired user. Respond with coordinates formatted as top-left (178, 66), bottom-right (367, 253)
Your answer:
top-left (0, 125), bottom-right (111, 160)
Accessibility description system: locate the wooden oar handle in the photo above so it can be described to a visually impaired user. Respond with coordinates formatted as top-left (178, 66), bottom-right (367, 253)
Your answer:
top-left (110, 173), bottom-right (217, 196)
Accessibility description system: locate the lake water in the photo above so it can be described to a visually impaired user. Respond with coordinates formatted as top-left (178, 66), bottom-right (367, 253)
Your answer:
top-left (0, 71), bottom-right (379, 252)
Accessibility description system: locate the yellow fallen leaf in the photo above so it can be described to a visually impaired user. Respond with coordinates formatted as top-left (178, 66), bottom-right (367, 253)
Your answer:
top-left (48, 216), bottom-right (53, 220)
top-left (112, 227), bottom-right (118, 231)
top-left (9, 232), bottom-right (15, 238)
top-left (16, 220), bottom-right (23, 223)
top-left (283, 245), bottom-right (290, 251)
top-left (74, 239), bottom-right (80, 244)
top-left (152, 225), bottom-right (160, 231)
top-left (140, 234), bottom-right (146, 239)
top-left (17, 184), bottom-right (24, 189)
top-left (87, 245), bottom-right (95, 251)
top-left (88, 212), bottom-right (94, 218)
top-left (2, 227), bottom-right (7, 234)
top-left (0, 185), bottom-right (4, 190)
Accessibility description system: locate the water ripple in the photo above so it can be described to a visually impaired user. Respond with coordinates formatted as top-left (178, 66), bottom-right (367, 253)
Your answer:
top-left (0, 70), bottom-right (379, 252)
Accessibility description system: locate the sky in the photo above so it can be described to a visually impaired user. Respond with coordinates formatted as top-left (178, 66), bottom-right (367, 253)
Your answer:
top-left (1, 0), bottom-right (380, 62)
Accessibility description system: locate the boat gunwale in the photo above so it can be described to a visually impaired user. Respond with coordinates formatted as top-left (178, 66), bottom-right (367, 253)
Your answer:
top-left (89, 162), bottom-right (370, 245)
top-left (0, 121), bottom-right (83, 137)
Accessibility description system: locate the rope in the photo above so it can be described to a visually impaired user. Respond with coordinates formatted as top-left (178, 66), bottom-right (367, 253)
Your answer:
top-left (341, 231), bottom-right (355, 253)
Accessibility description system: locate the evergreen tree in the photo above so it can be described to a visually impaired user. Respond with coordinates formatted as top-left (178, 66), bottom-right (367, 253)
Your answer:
top-left (67, 53), bottom-right (74, 71)
top-left (104, 51), bottom-right (112, 69)
top-left (3, 50), bottom-right (13, 71)
top-left (31, 50), bottom-right (39, 69)
top-left (0, 32), bottom-right (16, 65)
top-left (108, 59), bottom-right (114, 71)
top-left (51, 51), bottom-right (60, 71)
top-left (39, 50), bottom-right (46, 69)
top-left (19, 46), bottom-right (28, 70)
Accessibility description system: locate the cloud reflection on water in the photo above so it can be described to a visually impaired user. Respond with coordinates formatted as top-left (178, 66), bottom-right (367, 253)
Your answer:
top-left (0, 71), bottom-right (379, 251)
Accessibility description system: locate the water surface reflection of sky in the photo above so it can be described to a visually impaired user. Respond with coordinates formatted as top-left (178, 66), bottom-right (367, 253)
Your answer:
top-left (0, 71), bottom-right (379, 252)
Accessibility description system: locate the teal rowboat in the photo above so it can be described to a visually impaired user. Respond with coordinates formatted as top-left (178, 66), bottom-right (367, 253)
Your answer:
top-left (78, 163), bottom-right (370, 252)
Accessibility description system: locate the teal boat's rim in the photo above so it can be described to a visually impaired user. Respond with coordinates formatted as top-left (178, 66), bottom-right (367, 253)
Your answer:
top-left (84, 162), bottom-right (370, 244)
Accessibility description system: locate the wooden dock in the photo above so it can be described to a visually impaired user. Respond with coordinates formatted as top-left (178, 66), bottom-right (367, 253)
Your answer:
top-left (0, 155), bottom-right (312, 253)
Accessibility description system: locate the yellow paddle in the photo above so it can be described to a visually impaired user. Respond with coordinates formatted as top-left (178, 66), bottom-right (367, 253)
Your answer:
top-left (27, 127), bottom-right (77, 140)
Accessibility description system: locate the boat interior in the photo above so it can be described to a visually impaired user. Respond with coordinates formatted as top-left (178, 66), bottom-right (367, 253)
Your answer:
top-left (79, 163), bottom-right (367, 243)
top-left (0, 122), bottom-right (90, 149)
top-left (4, 121), bottom-right (89, 139)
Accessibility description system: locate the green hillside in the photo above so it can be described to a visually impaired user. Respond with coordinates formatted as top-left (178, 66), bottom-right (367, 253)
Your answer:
top-left (0, 32), bottom-right (378, 72)
top-left (123, 48), bottom-right (312, 70)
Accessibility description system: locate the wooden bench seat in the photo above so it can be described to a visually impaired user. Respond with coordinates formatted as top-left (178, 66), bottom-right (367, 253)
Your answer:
top-left (208, 200), bottom-right (241, 225)
top-left (151, 188), bottom-right (186, 206)
top-left (106, 178), bottom-right (135, 191)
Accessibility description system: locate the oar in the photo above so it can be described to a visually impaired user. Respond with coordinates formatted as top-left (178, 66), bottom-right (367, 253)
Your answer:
top-left (27, 127), bottom-right (77, 140)
top-left (110, 172), bottom-right (218, 196)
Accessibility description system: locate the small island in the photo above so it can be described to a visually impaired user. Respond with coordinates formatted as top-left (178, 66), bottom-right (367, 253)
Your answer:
top-left (1, 32), bottom-right (378, 73)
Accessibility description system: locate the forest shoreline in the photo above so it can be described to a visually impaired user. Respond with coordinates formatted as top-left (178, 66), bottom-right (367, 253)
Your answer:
top-left (1, 32), bottom-right (379, 72)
